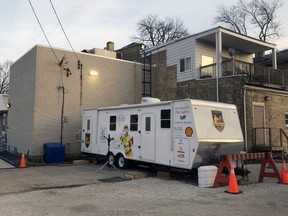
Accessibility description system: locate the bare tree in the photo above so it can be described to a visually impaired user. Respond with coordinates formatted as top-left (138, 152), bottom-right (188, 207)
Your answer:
top-left (215, 5), bottom-right (248, 35)
top-left (0, 60), bottom-right (12, 94)
top-left (214, 0), bottom-right (283, 42)
top-left (133, 14), bottom-right (189, 47)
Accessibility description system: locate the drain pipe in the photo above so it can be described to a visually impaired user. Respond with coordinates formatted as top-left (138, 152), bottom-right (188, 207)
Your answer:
top-left (243, 87), bottom-right (248, 151)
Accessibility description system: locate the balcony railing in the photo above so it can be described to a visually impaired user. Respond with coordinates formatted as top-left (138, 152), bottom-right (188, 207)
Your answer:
top-left (200, 59), bottom-right (285, 87)
top-left (252, 127), bottom-right (287, 159)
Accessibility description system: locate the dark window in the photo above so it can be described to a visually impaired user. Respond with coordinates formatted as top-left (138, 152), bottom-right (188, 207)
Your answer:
top-left (110, 116), bottom-right (116, 131)
top-left (130, 115), bottom-right (138, 131)
top-left (161, 109), bottom-right (171, 128)
top-left (179, 57), bottom-right (192, 72)
top-left (180, 57), bottom-right (191, 72)
top-left (86, 119), bottom-right (90, 130)
top-left (285, 113), bottom-right (288, 125)
top-left (180, 59), bottom-right (185, 72)
top-left (145, 117), bottom-right (151, 131)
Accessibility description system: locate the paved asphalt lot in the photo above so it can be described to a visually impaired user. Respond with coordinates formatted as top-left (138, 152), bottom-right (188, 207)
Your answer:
top-left (0, 161), bottom-right (287, 216)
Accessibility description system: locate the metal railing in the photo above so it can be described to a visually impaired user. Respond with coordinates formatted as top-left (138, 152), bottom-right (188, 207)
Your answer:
top-left (200, 59), bottom-right (285, 87)
top-left (280, 128), bottom-right (288, 147)
top-left (199, 63), bottom-right (216, 78)
top-left (252, 127), bottom-right (287, 158)
top-left (0, 142), bottom-right (18, 166)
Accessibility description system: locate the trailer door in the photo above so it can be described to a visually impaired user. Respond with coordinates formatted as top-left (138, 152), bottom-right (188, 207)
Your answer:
top-left (140, 113), bottom-right (156, 161)
top-left (81, 116), bottom-right (93, 152)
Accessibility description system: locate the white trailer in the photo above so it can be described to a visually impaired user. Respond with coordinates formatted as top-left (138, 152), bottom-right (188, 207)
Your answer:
top-left (81, 98), bottom-right (243, 169)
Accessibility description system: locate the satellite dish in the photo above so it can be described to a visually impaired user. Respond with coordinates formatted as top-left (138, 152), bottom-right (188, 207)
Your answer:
top-left (228, 48), bottom-right (239, 59)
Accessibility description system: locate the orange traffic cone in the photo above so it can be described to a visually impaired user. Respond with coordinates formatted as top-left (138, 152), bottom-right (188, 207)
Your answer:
top-left (225, 165), bottom-right (242, 194)
top-left (281, 161), bottom-right (288, 184)
top-left (19, 153), bottom-right (27, 168)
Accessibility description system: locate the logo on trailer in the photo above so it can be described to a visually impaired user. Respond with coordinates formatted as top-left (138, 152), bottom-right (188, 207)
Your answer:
top-left (85, 133), bottom-right (90, 148)
top-left (212, 110), bottom-right (225, 132)
top-left (185, 127), bottom-right (193, 137)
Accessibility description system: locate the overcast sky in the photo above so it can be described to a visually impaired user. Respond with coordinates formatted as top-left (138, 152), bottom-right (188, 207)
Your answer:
top-left (1, 0), bottom-right (288, 62)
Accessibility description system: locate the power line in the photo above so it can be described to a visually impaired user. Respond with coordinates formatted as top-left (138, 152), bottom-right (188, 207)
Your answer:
top-left (49, 0), bottom-right (80, 61)
top-left (28, 0), bottom-right (60, 63)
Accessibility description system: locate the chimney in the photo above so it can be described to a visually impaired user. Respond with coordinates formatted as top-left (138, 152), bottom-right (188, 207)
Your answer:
top-left (106, 41), bottom-right (114, 51)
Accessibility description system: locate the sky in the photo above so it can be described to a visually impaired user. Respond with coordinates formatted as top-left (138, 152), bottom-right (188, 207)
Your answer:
top-left (1, 0), bottom-right (288, 62)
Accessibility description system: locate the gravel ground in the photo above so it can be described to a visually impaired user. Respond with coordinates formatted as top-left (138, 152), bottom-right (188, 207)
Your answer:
top-left (0, 163), bottom-right (287, 216)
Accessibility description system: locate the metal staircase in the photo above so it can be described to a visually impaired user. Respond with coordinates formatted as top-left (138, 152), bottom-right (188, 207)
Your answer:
top-left (253, 127), bottom-right (288, 159)
top-left (142, 50), bottom-right (152, 97)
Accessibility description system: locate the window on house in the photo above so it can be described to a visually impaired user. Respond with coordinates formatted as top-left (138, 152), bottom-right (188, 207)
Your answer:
top-left (130, 115), bottom-right (138, 131)
top-left (110, 116), bottom-right (116, 131)
top-left (201, 55), bottom-right (214, 66)
top-left (285, 113), bottom-right (288, 126)
top-left (161, 109), bottom-right (171, 128)
top-left (179, 57), bottom-right (192, 72)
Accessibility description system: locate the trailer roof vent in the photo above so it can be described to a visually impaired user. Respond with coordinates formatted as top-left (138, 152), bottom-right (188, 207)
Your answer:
top-left (141, 97), bottom-right (161, 104)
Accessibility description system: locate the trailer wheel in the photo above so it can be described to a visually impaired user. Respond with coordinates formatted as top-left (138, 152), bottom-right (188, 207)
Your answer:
top-left (116, 154), bottom-right (128, 169)
top-left (107, 153), bottom-right (115, 166)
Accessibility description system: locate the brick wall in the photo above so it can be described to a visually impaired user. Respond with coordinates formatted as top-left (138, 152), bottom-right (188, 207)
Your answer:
top-left (9, 45), bottom-right (144, 158)
top-left (245, 87), bottom-right (288, 151)
top-left (9, 46), bottom-right (37, 155)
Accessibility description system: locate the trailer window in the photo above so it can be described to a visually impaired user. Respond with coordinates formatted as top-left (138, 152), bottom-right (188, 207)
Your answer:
top-left (161, 109), bottom-right (171, 128)
top-left (86, 119), bottom-right (91, 130)
top-left (110, 116), bottom-right (116, 131)
top-left (145, 117), bottom-right (151, 131)
top-left (130, 115), bottom-right (138, 131)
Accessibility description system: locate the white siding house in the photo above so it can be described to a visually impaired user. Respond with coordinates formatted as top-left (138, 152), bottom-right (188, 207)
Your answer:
top-left (166, 37), bottom-right (196, 82)
top-left (145, 27), bottom-right (277, 83)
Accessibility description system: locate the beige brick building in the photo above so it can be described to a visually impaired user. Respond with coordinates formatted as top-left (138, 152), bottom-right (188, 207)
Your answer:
top-left (9, 44), bottom-right (146, 160)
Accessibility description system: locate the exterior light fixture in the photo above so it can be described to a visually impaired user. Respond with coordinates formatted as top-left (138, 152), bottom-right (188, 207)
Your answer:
top-left (89, 71), bottom-right (98, 76)
top-left (264, 96), bottom-right (271, 101)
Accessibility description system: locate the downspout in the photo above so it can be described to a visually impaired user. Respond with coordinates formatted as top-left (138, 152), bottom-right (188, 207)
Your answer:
top-left (215, 30), bottom-right (222, 102)
top-left (272, 48), bottom-right (277, 69)
top-left (243, 86), bottom-right (248, 151)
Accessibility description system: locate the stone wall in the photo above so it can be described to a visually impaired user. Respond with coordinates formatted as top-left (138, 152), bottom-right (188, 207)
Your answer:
top-left (245, 87), bottom-right (288, 151)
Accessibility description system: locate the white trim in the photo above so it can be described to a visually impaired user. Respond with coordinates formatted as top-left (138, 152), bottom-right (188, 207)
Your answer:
top-left (244, 85), bottom-right (288, 96)
top-left (219, 28), bottom-right (276, 48)
top-left (144, 26), bottom-right (276, 54)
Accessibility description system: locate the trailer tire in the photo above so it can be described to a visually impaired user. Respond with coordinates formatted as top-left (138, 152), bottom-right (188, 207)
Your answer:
top-left (107, 152), bottom-right (116, 166)
top-left (116, 154), bottom-right (128, 169)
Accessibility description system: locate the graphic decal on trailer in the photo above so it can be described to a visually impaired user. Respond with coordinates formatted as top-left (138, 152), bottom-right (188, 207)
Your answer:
top-left (85, 134), bottom-right (90, 148)
top-left (212, 110), bottom-right (225, 132)
top-left (120, 125), bottom-right (134, 158)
